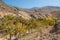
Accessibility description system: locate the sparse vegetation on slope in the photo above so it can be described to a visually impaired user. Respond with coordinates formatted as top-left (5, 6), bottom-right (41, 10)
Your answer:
top-left (0, 15), bottom-right (58, 40)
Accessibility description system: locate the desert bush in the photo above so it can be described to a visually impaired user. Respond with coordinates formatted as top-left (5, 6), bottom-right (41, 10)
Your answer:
top-left (0, 15), bottom-right (58, 40)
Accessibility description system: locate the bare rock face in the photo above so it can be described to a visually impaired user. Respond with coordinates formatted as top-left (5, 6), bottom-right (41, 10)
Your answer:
top-left (50, 22), bottom-right (60, 34)
top-left (51, 11), bottom-right (60, 20)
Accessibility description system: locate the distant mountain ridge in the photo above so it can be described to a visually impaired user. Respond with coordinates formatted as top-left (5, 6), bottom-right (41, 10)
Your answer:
top-left (0, 1), bottom-right (60, 19)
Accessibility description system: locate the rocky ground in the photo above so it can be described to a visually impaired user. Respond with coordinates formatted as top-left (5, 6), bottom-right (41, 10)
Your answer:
top-left (20, 25), bottom-right (60, 40)
top-left (0, 24), bottom-right (60, 40)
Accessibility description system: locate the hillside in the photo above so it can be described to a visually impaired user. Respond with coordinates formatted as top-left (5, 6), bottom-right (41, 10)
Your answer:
top-left (0, 1), bottom-right (60, 19)
top-left (0, 0), bottom-right (60, 40)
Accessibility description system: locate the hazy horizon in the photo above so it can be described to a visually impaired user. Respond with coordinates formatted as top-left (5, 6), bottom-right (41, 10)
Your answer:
top-left (3, 0), bottom-right (60, 8)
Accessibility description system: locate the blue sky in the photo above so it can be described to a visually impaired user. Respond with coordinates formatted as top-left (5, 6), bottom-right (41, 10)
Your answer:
top-left (3, 0), bottom-right (60, 8)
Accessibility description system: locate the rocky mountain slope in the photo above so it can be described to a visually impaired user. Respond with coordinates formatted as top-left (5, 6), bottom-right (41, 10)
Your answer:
top-left (0, 0), bottom-right (60, 40)
top-left (0, 0), bottom-right (60, 19)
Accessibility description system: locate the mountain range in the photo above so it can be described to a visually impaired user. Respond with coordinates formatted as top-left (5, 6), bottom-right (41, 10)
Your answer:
top-left (0, 0), bottom-right (60, 19)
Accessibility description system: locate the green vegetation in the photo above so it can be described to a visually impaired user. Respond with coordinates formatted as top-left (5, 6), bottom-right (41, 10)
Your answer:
top-left (0, 15), bottom-right (58, 40)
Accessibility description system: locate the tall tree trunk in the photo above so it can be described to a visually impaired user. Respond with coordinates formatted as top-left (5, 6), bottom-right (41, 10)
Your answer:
top-left (9, 34), bottom-right (12, 40)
